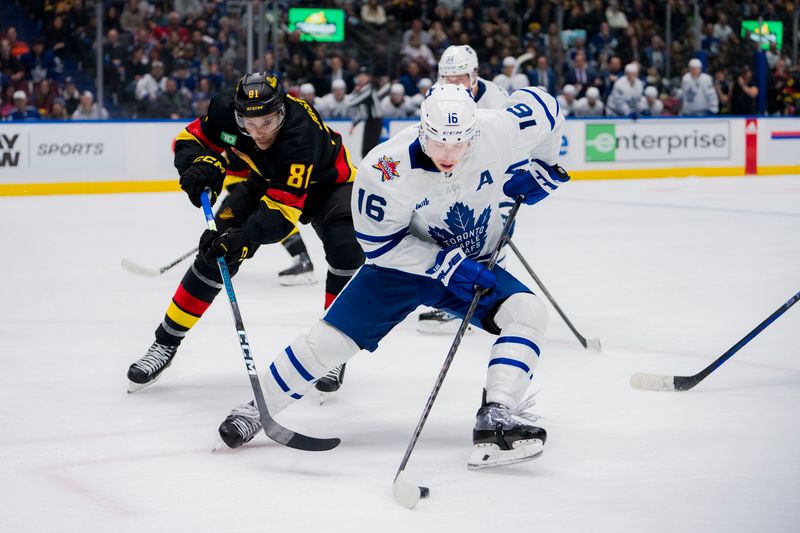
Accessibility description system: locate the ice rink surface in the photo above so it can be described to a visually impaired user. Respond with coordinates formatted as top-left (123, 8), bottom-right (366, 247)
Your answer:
top-left (1, 176), bottom-right (799, 532)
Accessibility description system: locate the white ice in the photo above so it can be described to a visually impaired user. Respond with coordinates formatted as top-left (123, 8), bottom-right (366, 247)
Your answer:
top-left (1, 176), bottom-right (799, 532)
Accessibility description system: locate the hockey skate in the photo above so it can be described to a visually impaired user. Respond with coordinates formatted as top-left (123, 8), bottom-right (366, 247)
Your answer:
top-left (218, 400), bottom-right (262, 449)
top-left (417, 309), bottom-right (472, 334)
top-left (315, 363), bottom-right (345, 404)
top-left (127, 341), bottom-right (179, 393)
top-left (278, 252), bottom-right (316, 286)
top-left (467, 395), bottom-right (547, 470)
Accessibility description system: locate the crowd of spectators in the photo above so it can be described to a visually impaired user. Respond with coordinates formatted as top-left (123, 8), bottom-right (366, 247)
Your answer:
top-left (1, 0), bottom-right (799, 122)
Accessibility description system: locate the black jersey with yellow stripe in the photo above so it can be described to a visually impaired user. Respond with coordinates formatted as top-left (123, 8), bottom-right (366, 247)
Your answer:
top-left (173, 89), bottom-right (356, 244)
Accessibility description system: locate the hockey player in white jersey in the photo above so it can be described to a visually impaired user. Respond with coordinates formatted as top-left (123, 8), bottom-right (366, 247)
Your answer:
top-left (217, 84), bottom-right (570, 470)
top-left (573, 86), bottom-right (605, 117)
top-left (420, 44), bottom-right (510, 332)
top-left (380, 83), bottom-right (419, 118)
top-left (606, 63), bottom-right (644, 116)
top-left (680, 58), bottom-right (719, 116)
top-left (319, 79), bottom-right (354, 119)
top-left (438, 45), bottom-right (508, 110)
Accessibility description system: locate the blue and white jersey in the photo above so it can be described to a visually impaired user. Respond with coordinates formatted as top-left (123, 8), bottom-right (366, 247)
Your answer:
top-left (352, 86), bottom-right (564, 277)
top-left (473, 77), bottom-right (509, 109)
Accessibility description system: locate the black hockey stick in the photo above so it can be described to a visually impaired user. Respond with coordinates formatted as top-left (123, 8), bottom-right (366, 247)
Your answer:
top-left (201, 190), bottom-right (340, 451)
top-left (631, 289), bottom-right (800, 392)
top-left (392, 197), bottom-right (523, 509)
top-left (121, 247), bottom-right (198, 278)
top-left (506, 239), bottom-right (601, 351)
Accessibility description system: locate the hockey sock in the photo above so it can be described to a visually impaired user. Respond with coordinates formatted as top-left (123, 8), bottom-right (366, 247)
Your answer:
top-left (263, 320), bottom-right (359, 413)
top-left (281, 231), bottom-right (307, 258)
top-left (154, 259), bottom-right (240, 345)
top-left (485, 323), bottom-right (543, 407)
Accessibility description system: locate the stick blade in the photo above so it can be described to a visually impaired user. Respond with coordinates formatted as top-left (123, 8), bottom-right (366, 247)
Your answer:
top-left (630, 372), bottom-right (676, 392)
top-left (585, 337), bottom-right (602, 352)
top-left (393, 471), bottom-right (423, 509)
top-left (121, 258), bottom-right (160, 278)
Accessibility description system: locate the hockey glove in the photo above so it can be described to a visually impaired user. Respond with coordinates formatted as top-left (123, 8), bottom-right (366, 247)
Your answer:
top-left (503, 160), bottom-right (570, 205)
top-left (426, 246), bottom-right (496, 302)
top-left (180, 152), bottom-right (227, 208)
top-left (199, 228), bottom-right (254, 267)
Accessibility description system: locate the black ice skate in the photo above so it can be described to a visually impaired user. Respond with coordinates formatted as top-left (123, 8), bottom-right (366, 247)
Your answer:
top-left (278, 252), bottom-right (316, 286)
top-left (417, 309), bottom-right (471, 335)
top-left (315, 363), bottom-right (346, 403)
top-left (468, 395), bottom-right (547, 470)
top-left (127, 341), bottom-right (179, 393)
top-left (218, 400), bottom-right (262, 449)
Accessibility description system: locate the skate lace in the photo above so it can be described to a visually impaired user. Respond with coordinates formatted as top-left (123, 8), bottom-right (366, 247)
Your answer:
top-left (229, 402), bottom-right (262, 438)
top-left (509, 391), bottom-right (541, 426)
top-left (133, 343), bottom-right (175, 374)
top-left (324, 365), bottom-right (342, 381)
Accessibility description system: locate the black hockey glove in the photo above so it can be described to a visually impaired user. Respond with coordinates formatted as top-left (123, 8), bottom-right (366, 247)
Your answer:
top-left (180, 152), bottom-right (227, 208)
top-left (199, 228), bottom-right (254, 267)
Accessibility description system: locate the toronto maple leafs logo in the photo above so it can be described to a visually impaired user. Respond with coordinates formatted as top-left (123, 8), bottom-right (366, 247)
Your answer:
top-left (428, 202), bottom-right (491, 257)
top-left (372, 155), bottom-right (400, 182)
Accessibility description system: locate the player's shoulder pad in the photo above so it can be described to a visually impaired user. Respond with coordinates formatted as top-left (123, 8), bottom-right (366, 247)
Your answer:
top-left (507, 86), bottom-right (562, 131)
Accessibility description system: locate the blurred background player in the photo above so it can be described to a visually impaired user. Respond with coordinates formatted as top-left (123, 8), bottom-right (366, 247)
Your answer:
top-left (607, 63), bottom-right (644, 117)
top-left (216, 84), bottom-right (569, 471)
top-left (493, 56), bottom-right (530, 94)
top-left (379, 83), bottom-right (418, 118)
top-left (681, 58), bottom-right (719, 116)
top-left (557, 84), bottom-right (578, 117)
top-left (573, 87), bottom-right (605, 117)
top-left (639, 86), bottom-right (664, 117)
top-left (420, 44), bottom-right (509, 333)
top-left (319, 79), bottom-right (354, 120)
top-left (126, 72), bottom-right (363, 395)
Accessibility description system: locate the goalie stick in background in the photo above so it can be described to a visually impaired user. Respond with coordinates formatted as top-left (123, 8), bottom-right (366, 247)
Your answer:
top-left (125, 72), bottom-right (364, 394)
top-left (216, 84), bottom-right (570, 473)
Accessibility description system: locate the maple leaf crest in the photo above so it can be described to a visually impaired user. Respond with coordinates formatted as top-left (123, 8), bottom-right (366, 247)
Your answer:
top-left (428, 202), bottom-right (491, 257)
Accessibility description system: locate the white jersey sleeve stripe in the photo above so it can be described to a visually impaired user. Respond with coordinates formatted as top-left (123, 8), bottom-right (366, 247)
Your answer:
top-left (519, 88), bottom-right (556, 130)
top-left (356, 228), bottom-right (410, 259)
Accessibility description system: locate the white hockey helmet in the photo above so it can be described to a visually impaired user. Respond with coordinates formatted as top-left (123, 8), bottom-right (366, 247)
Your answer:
top-left (419, 83), bottom-right (478, 163)
top-left (438, 45), bottom-right (479, 86)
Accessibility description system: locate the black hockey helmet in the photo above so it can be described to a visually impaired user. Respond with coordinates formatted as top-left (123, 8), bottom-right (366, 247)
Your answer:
top-left (234, 72), bottom-right (285, 130)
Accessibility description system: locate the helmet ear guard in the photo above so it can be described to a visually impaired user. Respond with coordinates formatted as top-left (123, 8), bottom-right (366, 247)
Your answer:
top-left (234, 72), bottom-right (286, 135)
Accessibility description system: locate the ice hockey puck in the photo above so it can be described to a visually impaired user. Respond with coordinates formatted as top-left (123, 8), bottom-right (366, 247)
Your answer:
top-left (420, 486), bottom-right (430, 498)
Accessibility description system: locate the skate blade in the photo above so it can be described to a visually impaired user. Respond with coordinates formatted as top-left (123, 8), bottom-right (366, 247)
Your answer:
top-left (278, 272), bottom-right (318, 286)
top-left (127, 378), bottom-right (158, 394)
top-left (467, 440), bottom-right (545, 470)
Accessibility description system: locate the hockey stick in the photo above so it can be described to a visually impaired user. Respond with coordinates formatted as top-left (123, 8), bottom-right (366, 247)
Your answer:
top-left (121, 247), bottom-right (198, 278)
top-left (631, 290), bottom-right (800, 392)
top-left (200, 190), bottom-right (340, 451)
top-left (392, 197), bottom-right (523, 509)
top-left (506, 239), bottom-right (602, 351)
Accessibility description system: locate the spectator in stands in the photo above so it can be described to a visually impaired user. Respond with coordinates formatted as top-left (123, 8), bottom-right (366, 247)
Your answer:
top-left (527, 55), bottom-right (556, 94)
top-left (72, 90), bottom-right (109, 120)
top-left (0, 87), bottom-right (15, 118)
top-left (105, 29), bottom-right (127, 101)
top-left (380, 83), bottom-right (418, 119)
top-left (730, 66), bottom-right (759, 115)
top-left (410, 77), bottom-right (433, 107)
top-left (639, 86), bottom-right (664, 116)
top-left (601, 56), bottom-right (624, 97)
top-left (681, 58), bottom-right (719, 115)
top-left (7, 90), bottom-right (41, 120)
top-left (605, 1), bottom-right (629, 30)
top-left (493, 56), bottom-right (529, 94)
top-left (700, 23), bottom-right (721, 57)
top-left (320, 79), bottom-right (354, 119)
top-left (644, 36), bottom-right (667, 76)
top-left (398, 60), bottom-right (423, 98)
top-left (32, 79), bottom-right (57, 117)
top-left (361, 0), bottom-right (387, 27)
top-left (46, 15), bottom-right (69, 58)
top-left (62, 77), bottom-right (81, 116)
top-left (135, 60), bottom-right (167, 112)
top-left (120, 0), bottom-right (147, 34)
top-left (20, 38), bottom-right (62, 83)
top-left (299, 83), bottom-right (324, 110)
top-left (573, 86), bottom-right (605, 117)
top-left (328, 55), bottom-right (354, 93)
top-left (564, 51), bottom-right (596, 97)
top-left (0, 38), bottom-right (25, 85)
top-left (607, 62), bottom-right (643, 116)
top-left (153, 78), bottom-right (191, 119)
top-left (713, 13), bottom-right (734, 44)
top-left (192, 76), bottom-right (212, 117)
top-left (401, 34), bottom-right (437, 72)
top-left (49, 97), bottom-right (69, 120)
top-left (589, 22), bottom-right (618, 62)
top-left (173, 60), bottom-right (196, 93)
top-left (557, 84), bottom-right (578, 117)
top-left (713, 69), bottom-right (732, 115)
top-left (402, 19), bottom-right (430, 47)
top-left (5, 28), bottom-right (30, 58)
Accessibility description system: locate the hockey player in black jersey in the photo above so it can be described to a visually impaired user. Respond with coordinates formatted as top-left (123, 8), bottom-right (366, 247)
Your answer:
top-left (127, 72), bottom-right (363, 393)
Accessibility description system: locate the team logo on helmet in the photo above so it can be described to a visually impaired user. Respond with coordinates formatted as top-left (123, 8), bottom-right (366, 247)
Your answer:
top-left (372, 155), bottom-right (400, 182)
top-left (267, 75), bottom-right (278, 89)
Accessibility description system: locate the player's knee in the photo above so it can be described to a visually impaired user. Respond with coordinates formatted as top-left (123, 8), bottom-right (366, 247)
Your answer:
top-left (302, 319), bottom-right (360, 371)
top-left (493, 292), bottom-right (549, 333)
